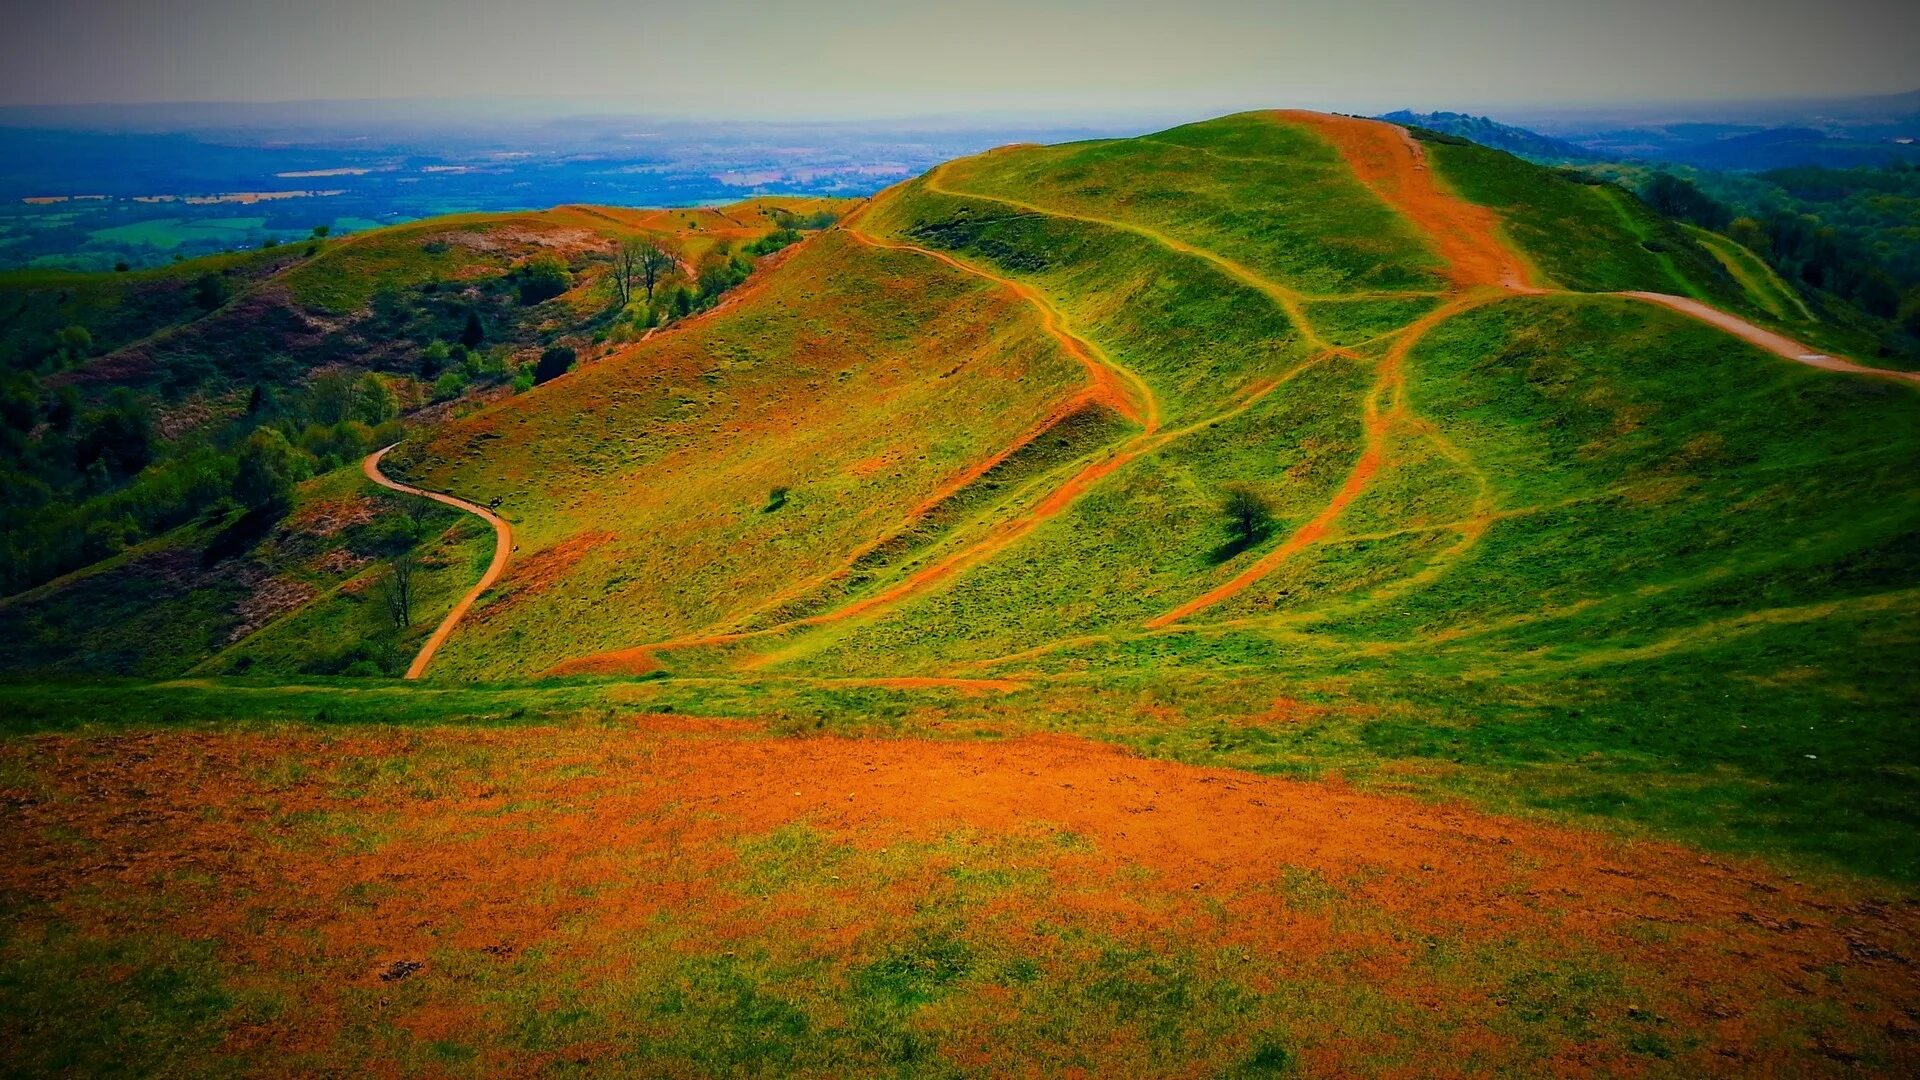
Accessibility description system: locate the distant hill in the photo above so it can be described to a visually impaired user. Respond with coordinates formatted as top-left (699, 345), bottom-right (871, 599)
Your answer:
top-left (1374, 109), bottom-right (1607, 163)
top-left (1498, 89), bottom-right (1920, 170)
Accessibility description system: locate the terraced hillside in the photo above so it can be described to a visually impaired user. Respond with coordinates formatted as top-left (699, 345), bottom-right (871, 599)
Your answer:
top-left (5, 112), bottom-right (1919, 1076)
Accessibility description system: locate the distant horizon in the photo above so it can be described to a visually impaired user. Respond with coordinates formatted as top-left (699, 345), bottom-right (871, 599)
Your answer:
top-left (1, 85), bottom-right (1914, 133)
top-left (6, 1), bottom-right (1917, 120)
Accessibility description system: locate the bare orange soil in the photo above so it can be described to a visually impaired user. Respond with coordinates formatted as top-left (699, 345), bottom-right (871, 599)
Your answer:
top-left (1274, 111), bottom-right (1539, 293)
top-left (362, 444), bottom-right (512, 679)
top-left (3, 726), bottom-right (1915, 1073)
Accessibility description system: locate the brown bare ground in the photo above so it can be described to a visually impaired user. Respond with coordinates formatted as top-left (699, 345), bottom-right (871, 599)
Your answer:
top-left (1, 726), bottom-right (1914, 1074)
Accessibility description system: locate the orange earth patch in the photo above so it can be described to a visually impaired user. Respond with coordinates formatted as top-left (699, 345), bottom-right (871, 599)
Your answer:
top-left (2, 726), bottom-right (1914, 1075)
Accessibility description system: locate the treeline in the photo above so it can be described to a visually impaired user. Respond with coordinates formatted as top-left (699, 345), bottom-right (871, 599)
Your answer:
top-left (1637, 166), bottom-right (1920, 344)
top-left (0, 369), bottom-right (403, 595)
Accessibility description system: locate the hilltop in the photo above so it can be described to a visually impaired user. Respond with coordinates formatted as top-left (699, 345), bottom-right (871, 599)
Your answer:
top-left (3, 111), bottom-right (1918, 1076)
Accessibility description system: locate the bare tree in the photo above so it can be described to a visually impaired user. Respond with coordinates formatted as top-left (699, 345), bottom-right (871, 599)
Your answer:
top-left (635, 240), bottom-right (676, 303)
top-left (610, 237), bottom-right (642, 307)
top-left (383, 552), bottom-right (415, 629)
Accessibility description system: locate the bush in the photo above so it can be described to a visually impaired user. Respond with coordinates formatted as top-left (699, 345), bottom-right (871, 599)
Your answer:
top-left (517, 257), bottom-right (571, 305)
top-left (354, 374), bottom-right (398, 425)
top-left (233, 428), bottom-right (306, 512)
top-left (74, 390), bottom-right (152, 478)
top-left (433, 370), bottom-right (469, 402)
top-left (533, 345), bottom-right (577, 385)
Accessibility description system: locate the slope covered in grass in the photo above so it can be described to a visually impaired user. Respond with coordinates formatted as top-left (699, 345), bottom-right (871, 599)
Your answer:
top-left (389, 229), bottom-right (1102, 678)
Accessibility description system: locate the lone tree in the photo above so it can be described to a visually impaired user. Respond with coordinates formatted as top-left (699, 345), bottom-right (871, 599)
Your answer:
top-left (460, 309), bottom-right (485, 349)
top-left (635, 240), bottom-right (675, 302)
top-left (382, 552), bottom-right (415, 629)
top-left (1221, 483), bottom-right (1274, 550)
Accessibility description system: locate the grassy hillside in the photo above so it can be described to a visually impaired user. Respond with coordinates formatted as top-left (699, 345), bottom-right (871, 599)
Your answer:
top-left (389, 228), bottom-right (1102, 677)
top-left (4, 111), bottom-right (1919, 1076)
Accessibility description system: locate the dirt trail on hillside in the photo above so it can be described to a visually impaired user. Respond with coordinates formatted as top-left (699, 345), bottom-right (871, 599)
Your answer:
top-left (1621, 291), bottom-right (1920, 385)
top-left (925, 160), bottom-right (1345, 351)
top-left (363, 444), bottom-right (511, 679)
top-left (1275, 111), bottom-right (1540, 293)
top-left (8, 726), bottom-right (1918, 1073)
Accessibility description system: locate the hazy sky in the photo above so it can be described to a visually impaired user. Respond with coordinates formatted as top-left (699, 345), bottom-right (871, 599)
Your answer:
top-left (3, 0), bottom-right (1916, 117)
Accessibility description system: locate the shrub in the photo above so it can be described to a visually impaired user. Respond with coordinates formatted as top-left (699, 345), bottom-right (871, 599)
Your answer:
top-left (533, 345), bottom-right (577, 385)
top-left (433, 370), bottom-right (469, 402)
top-left (517, 257), bottom-right (571, 305)
top-left (233, 428), bottom-right (306, 511)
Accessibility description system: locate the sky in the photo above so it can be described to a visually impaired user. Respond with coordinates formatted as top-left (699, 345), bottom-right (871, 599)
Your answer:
top-left (3, 0), bottom-right (1917, 118)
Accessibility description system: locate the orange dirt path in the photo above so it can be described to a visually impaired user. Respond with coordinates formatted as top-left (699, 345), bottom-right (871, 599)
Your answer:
top-left (362, 444), bottom-right (512, 679)
top-left (5, 727), bottom-right (1916, 1073)
top-left (1274, 111), bottom-right (1540, 293)
top-left (1621, 291), bottom-right (1920, 386)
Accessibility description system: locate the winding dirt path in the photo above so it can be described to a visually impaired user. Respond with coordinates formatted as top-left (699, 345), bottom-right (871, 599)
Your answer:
top-left (362, 444), bottom-right (512, 680)
top-left (1620, 291), bottom-right (1920, 385)
top-left (925, 160), bottom-right (1344, 351)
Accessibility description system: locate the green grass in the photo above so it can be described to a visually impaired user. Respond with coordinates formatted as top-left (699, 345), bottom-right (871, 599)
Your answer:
top-left (388, 229), bottom-right (1093, 677)
top-left (1420, 137), bottom-right (1747, 306)
top-left (938, 112), bottom-right (1447, 296)
top-left (88, 217), bottom-right (270, 251)
top-left (1683, 223), bottom-right (1815, 322)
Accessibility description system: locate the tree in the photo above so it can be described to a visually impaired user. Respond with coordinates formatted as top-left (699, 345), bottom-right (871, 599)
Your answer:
top-left (420, 340), bottom-right (452, 375)
top-left (517, 257), bottom-right (571, 305)
top-left (311, 225), bottom-right (330, 238)
top-left (533, 345), bottom-right (576, 385)
top-left (76, 389), bottom-right (152, 478)
top-left (636, 240), bottom-right (675, 302)
top-left (353, 374), bottom-right (398, 425)
top-left (192, 271), bottom-right (229, 312)
top-left (1221, 484), bottom-right (1273, 550)
top-left (1900, 288), bottom-right (1920, 339)
top-left (460, 309), bottom-right (485, 349)
top-left (233, 428), bottom-right (304, 512)
top-left (382, 552), bottom-right (415, 629)
top-left (610, 238), bottom-right (645, 307)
